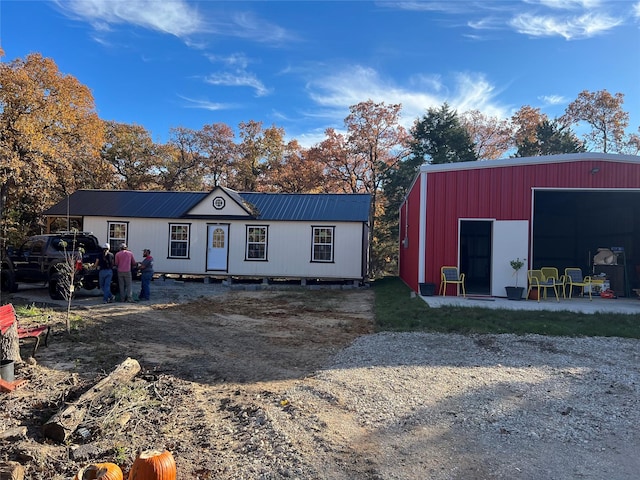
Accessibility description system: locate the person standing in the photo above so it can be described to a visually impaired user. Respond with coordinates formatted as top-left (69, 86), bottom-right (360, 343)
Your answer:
top-left (114, 243), bottom-right (136, 302)
top-left (96, 243), bottom-right (115, 303)
top-left (138, 249), bottom-right (154, 301)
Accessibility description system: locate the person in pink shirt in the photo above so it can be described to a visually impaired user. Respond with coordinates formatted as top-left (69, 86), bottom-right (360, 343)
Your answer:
top-left (114, 243), bottom-right (136, 302)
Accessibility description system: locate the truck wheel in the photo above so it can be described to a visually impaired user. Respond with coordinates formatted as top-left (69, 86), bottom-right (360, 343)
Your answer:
top-left (49, 274), bottom-right (67, 300)
top-left (1, 270), bottom-right (18, 293)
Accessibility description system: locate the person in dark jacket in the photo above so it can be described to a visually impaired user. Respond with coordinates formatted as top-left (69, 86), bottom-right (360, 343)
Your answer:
top-left (138, 249), bottom-right (154, 301)
top-left (96, 243), bottom-right (115, 303)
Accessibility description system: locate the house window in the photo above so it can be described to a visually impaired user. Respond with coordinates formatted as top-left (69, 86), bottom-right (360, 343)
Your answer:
top-left (212, 228), bottom-right (225, 248)
top-left (108, 222), bottom-right (127, 251)
top-left (246, 226), bottom-right (268, 260)
top-left (169, 224), bottom-right (190, 258)
top-left (312, 226), bottom-right (334, 262)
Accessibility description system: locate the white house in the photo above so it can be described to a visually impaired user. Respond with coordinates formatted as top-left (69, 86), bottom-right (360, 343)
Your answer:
top-left (44, 187), bottom-right (371, 283)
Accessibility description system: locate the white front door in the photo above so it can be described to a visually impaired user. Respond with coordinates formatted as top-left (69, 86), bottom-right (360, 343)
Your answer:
top-left (207, 224), bottom-right (229, 271)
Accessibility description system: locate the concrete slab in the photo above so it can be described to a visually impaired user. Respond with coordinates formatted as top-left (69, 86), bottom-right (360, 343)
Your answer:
top-left (421, 293), bottom-right (640, 314)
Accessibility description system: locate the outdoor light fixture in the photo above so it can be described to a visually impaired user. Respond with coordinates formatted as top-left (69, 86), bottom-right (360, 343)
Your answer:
top-left (590, 167), bottom-right (600, 175)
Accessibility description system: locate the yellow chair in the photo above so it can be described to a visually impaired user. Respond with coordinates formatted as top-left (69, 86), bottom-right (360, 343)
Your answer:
top-left (527, 270), bottom-right (560, 302)
top-left (564, 268), bottom-right (592, 300)
top-left (439, 266), bottom-right (466, 297)
top-left (541, 267), bottom-right (565, 298)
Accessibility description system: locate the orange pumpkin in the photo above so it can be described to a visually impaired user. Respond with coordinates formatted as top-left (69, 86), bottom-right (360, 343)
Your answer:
top-left (128, 449), bottom-right (176, 480)
top-left (74, 463), bottom-right (123, 480)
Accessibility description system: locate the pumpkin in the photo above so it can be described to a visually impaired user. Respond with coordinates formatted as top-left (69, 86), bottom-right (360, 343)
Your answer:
top-left (128, 449), bottom-right (176, 480)
top-left (74, 463), bottom-right (123, 480)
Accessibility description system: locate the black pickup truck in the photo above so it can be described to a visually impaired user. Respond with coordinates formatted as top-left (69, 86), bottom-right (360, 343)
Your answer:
top-left (1, 232), bottom-right (105, 299)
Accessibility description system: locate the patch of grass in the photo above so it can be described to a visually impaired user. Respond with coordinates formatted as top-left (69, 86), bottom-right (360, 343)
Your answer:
top-left (373, 276), bottom-right (640, 338)
top-left (13, 303), bottom-right (52, 318)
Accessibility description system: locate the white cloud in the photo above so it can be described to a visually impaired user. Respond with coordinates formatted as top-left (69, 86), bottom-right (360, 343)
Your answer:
top-left (55, 0), bottom-right (204, 38)
top-left (382, 1), bottom-right (476, 14)
top-left (527, 0), bottom-right (603, 10)
top-left (468, 16), bottom-right (504, 30)
top-left (634, 2), bottom-right (640, 18)
top-left (204, 53), bottom-right (270, 97)
top-left (205, 72), bottom-right (271, 97)
top-left (509, 12), bottom-right (622, 39)
top-left (55, 0), bottom-right (295, 47)
top-left (449, 73), bottom-right (508, 119)
top-left (305, 66), bottom-right (511, 130)
top-left (206, 53), bottom-right (251, 70)
top-left (539, 94), bottom-right (568, 105)
top-left (178, 96), bottom-right (234, 111)
top-left (229, 11), bottom-right (295, 44)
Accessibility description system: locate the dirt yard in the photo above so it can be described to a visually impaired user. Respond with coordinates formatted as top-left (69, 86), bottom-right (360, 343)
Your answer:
top-left (1, 283), bottom-right (376, 479)
top-left (1, 280), bottom-right (639, 479)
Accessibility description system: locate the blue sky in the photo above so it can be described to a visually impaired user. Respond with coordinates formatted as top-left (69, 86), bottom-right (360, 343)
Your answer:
top-left (2, 0), bottom-right (639, 148)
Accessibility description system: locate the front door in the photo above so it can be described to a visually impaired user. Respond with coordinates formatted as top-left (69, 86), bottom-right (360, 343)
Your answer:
top-left (459, 220), bottom-right (492, 295)
top-left (206, 224), bottom-right (229, 271)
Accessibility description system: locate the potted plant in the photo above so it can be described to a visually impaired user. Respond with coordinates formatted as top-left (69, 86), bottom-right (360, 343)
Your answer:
top-left (505, 257), bottom-right (526, 300)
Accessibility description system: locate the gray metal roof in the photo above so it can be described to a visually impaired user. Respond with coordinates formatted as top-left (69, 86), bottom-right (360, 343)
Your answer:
top-left (44, 189), bottom-right (371, 222)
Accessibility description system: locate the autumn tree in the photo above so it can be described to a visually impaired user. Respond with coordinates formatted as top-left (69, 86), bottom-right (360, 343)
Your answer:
top-left (514, 119), bottom-right (585, 157)
top-left (510, 105), bottom-right (547, 149)
top-left (625, 127), bottom-right (640, 155)
top-left (310, 128), bottom-right (363, 193)
top-left (101, 121), bottom-right (159, 190)
top-left (268, 140), bottom-right (325, 193)
top-left (232, 121), bottom-right (285, 191)
top-left (344, 100), bottom-right (409, 276)
top-left (0, 53), bottom-right (105, 241)
top-left (157, 127), bottom-right (207, 191)
top-left (561, 89), bottom-right (629, 153)
top-left (311, 100), bottom-right (408, 276)
top-left (411, 103), bottom-right (477, 164)
top-left (461, 109), bottom-right (513, 160)
top-left (197, 122), bottom-right (236, 188)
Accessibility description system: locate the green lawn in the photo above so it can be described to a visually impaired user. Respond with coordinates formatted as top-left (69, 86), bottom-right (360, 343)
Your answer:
top-left (373, 276), bottom-right (640, 339)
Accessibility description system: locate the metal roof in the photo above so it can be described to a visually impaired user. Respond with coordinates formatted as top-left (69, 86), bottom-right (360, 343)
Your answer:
top-left (44, 189), bottom-right (371, 222)
top-left (419, 152), bottom-right (640, 174)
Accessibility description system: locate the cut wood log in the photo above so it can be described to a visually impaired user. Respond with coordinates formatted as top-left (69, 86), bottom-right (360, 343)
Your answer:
top-left (42, 357), bottom-right (141, 443)
top-left (0, 426), bottom-right (27, 441)
top-left (0, 320), bottom-right (22, 364)
top-left (0, 461), bottom-right (25, 480)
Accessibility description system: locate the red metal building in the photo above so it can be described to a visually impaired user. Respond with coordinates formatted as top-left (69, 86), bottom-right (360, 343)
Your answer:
top-left (399, 153), bottom-right (640, 297)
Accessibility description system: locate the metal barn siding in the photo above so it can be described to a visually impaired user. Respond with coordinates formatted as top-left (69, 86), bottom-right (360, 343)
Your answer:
top-left (398, 154), bottom-right (640, 293)
top-left (398, 179), bottom-right (423, 291)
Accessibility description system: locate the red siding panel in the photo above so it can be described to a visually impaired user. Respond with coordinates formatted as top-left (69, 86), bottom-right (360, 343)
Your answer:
top-left (398, 180), bottom-right (422, 291)
top-left (405, 158), bottom-right (640, 290)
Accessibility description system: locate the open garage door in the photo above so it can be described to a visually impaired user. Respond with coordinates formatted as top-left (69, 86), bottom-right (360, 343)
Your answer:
top-left (532, 189), bottom-right (640, 296)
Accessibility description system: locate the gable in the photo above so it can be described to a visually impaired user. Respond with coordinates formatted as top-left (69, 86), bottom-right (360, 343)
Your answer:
top-left (187, 187), bottom-right (252, 217)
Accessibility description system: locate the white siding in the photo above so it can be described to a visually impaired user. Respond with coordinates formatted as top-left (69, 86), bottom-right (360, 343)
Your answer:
top-left (83, 217), bottom-right (365, 279)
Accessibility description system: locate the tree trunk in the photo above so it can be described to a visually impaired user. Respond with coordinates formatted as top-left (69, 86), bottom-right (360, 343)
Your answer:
top-left (0, 321), bottom-right (22, 363)
top-left (42, 357), bottom-right (141, 442)
top-left (0, 461), bottom-right (25, 480)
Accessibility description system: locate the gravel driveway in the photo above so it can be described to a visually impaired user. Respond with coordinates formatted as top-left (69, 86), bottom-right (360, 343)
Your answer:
top-left (273, 331), bottom-right (640, 479)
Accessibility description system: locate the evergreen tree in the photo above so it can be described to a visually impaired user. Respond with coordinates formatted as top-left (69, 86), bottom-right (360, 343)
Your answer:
top-left (410, 103), bottom-right (477, 165)
top-left (515, 119), bottom-right (585, 157)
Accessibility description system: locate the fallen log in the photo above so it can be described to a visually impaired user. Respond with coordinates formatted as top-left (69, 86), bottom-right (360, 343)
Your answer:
top-left (42, 357), bottom-right (141, 442)
top-left (0, 426), bottom-right (27, 441)
top-left (0, 461), bottom-right (25, 480)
